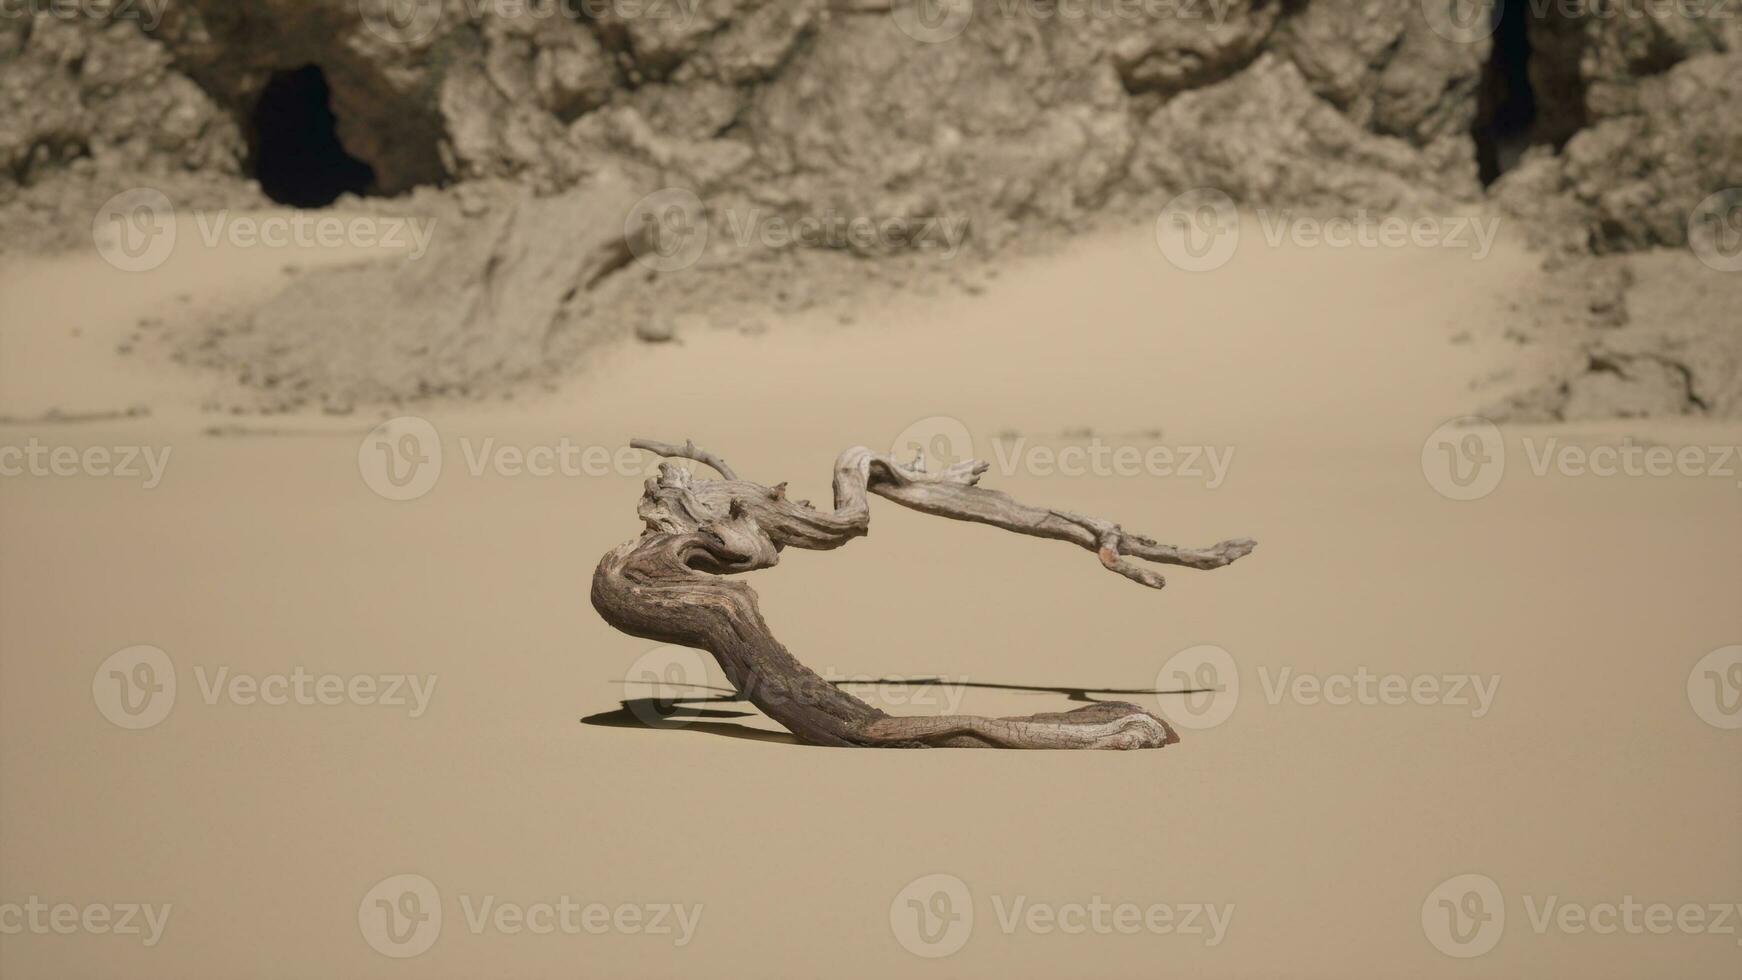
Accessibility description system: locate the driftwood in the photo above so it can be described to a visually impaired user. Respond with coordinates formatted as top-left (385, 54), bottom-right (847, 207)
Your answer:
top-left (591, 439), bottom-right (1255, 749)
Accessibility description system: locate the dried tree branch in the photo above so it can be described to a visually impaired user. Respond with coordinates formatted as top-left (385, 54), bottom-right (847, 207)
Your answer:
top-left (592, 439), bottom-right (1255, 749)
top-left (629, 438), bottom-right (739, 480)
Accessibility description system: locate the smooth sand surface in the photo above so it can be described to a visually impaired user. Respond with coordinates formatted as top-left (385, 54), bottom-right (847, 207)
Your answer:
top-left (2, 220), bottom-right (1739, 978)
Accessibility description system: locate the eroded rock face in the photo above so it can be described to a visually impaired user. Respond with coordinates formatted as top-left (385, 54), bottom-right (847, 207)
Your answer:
top-left (1131, 53), bottom-right (1481, 211)
top-left (1492, 8), bottom-right (1741, 251)
top-left (4, 1), bottom-right (1494, 246)
top-left (6, 2), bottom-right (1733, 253)
top-left (149, 0), bottom-right (451, 194)
top-left (0, 15), bottom-right (242, 194)
top-left (5, 2), bottom-right (1737, 417)
top-left (732, 13), bottom-right (1138, 252)
top-left (1536, 3), bottom-right (1741, 126)
top-left (0, 12), bottom-right (262, 253)
top-left (1268, 0), bottom-right (1486, 147)
top-left (1103, 0), bottom-right (1283, 94)
top-left (1564, 53), bottom-right (1742, 251)
top-left (1494, 51), bottom-right (1742, 252)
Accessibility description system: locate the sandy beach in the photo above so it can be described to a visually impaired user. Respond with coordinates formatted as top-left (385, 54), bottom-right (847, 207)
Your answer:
top-left (2, 217), bottom-right (1739, 979)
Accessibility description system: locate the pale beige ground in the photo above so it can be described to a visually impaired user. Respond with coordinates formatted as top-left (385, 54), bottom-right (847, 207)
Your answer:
top-left (2, 219), bottom-right (1739, 979)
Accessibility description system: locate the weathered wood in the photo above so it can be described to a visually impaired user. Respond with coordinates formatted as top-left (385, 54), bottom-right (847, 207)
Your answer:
top-left (592, 441), bottom-right (1255, 749)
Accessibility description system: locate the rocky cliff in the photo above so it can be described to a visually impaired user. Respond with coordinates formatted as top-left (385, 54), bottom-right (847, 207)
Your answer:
top-left (3, 1), bottom-right (1737, 415)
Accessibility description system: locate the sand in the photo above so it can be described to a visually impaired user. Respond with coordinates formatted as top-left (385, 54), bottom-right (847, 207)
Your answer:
top-left (2, 218), bottom-right (1739, 979)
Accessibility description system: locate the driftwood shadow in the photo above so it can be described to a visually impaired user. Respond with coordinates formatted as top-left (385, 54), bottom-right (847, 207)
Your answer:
top-left (579, 678), bottom-right (1214, 747)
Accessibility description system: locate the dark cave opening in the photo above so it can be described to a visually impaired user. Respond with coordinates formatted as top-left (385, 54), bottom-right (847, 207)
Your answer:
top-left (1473, 1), bottom-right (1538, 186)
top-left (249, 65), bottom-right (377, 208)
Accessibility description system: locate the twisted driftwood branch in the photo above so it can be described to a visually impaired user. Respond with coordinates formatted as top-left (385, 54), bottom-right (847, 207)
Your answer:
top-left (591, 440), bottom-right (1255, 749)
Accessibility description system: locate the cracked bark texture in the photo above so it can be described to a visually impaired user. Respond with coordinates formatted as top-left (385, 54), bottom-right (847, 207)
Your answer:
top-left (592, 440), bottom-right (1255, 749)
